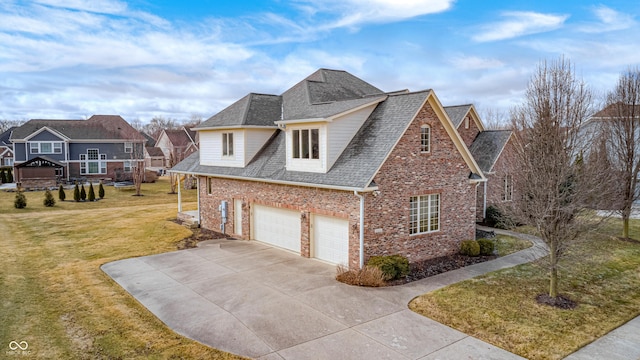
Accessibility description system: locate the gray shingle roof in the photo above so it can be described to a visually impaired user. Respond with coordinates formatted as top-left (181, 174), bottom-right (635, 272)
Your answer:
top-left (172, 91), bottom-right (431, 190)
top-left (0, 127), bottom-right (16, 147)
top-left (468, 130), bottom-right (512, 173)
top-left (198, 93), bottom-right (282, 129)
top-left (10, 115), bottom-right (145, 141)
top-left (444, 104), bottom-right (472, 128)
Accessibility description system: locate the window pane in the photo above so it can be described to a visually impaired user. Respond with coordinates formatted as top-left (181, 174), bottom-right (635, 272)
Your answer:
top-left (54, 143), bottom-right (62, 153)
top-left (292, 130), bottom-right (300, 158)
top-left (430, 194), bottom-right (439, 231)
top-left (409, 196), bottom-right (418, 234)
top-left (222, 133), bottom-right (228, 156)
top-left (301, 129), bottom-right (309, 158)
top-left (30, 143), bottom-right (38, 153)
top-left (228, 133), bottom-right (234, 156)
top-left (87, 149), bottom-right (98, 160)
top-left (101, 162), bottom-right (107, 174)
top-left (40, 143), bottom-right (52, 153)
top-left (420, 195), bottom-right (429, 232)
top-left (88, 162), bottom-right (98, 174)
top-left (421, 127), bottom-right (430, 152)
top-left (311, 129), bottom-right (319, 159)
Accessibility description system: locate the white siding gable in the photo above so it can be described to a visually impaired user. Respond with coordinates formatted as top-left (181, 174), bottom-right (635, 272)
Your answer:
top-left (200, 129), bottom-right (275, 167)
top-left (326, 103), bottom-right (377, 170)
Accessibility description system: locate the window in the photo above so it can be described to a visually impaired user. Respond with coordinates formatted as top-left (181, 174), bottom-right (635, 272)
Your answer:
top-left (80, 149), bottom-right (107, 174)
top-left (292, 129), bottom-right (319, 159)
top-left (464, 116), bottom-right (470, 129)
top-left (29, 142), bottom-right (63, 154)
top-left (420, 125), bottom-right (430, 153)
top-left (124, 142), bottom-right (133, 153)
top-left (409, 194), bottom-right (440, 234)
top-left (503, 175), bottom-right (513, 201)
top-left (3, 158), bottom-right (13, 166)
top-left (222, 133), bottom-right (234, 156)
top-left (207, 177), bottom-right (213, 195)
top-left (123, 160), bottom-right (132, 172)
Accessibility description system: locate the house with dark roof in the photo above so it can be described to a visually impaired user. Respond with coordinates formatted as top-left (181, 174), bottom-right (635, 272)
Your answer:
top-left (172, 69), bottom-right (505, 269)
top-left (0, 127), bottom-right (16, 167)
top-left (10, 115), bottom-right (146, 188)
top-left (156, 127), bottom-right (198, 168)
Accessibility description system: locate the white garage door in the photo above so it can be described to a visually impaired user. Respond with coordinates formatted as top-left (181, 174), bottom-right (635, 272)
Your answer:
top-left (253, 204), bottom-right (301, 253)
top-left (313, 215), bottom-right (349, 265)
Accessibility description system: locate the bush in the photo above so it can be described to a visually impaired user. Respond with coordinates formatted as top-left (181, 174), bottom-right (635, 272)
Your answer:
top-left (80, 184), bottom-right (86, 201)
top-left (43, 189), bottom-right (55, 207)
top-left (485, 205), bottom-right (514, 229)
top-left (58, 185), bottom-right (66, 201)
top-left (98, 182), bottom-right (105, 199)
top-left (335, 264), bottom-right (385, 287)
top-left (477, 239), bottom-right (495, 256)
top-left (7, 168), bottom-right (13, 183)
top-left (14, 191), bottom-right (27, 209)
top-left (88, 183), bottom-right (96, 201)
top-left (73, 183), bottom-right (80, 202)
top-left (460, 240), bottom-right (480, 257)
top-left (367, 255), bottom-right (410, 281)
top-left (0, 168), bottom-right (6, 183)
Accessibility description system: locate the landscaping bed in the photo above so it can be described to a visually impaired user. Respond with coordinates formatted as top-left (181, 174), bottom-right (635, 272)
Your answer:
top-left (388, 253), bottom-right (497, 285)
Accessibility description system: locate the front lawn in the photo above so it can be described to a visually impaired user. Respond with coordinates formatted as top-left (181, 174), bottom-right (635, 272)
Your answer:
top-left (409, 219), bottom-right (640, 360)
top-left (0, 178), bottom-right (244, 359)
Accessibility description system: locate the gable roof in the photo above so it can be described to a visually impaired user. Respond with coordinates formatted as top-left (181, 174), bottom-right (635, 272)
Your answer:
top-left (10, 115), bottom-right (145, 141)
top-left (592, 102), bottom-right (640, 118)
top-left (444, 104), bottom-right (485, 131)
top-left (162, 128), bottom-right (198, 148)
top-left (145, 146), bottom-right (165, 157)
top-left (468, 130), bottom-right (512, 173)
top-left (174, 89), bottom-right (485, 190)
top-left (0, 127), bottom-right (15, 147)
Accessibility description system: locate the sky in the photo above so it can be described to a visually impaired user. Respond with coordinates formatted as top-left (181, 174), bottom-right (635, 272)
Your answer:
top-left (1, 0), bottom-right (639, 124)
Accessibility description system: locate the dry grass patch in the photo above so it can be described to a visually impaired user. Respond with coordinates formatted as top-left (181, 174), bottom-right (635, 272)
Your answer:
top-left (0, 178), bottom-right (245, 359)
top-left (336, 264), bottom-right (386, 287)
top-left (410, 219), bottom-right (640, 360)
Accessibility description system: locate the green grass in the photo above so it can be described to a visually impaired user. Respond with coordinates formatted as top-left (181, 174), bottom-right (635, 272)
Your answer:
top-left (0, 177), bottom-right (245, 359)
top-left (494, 234), bottom-right (532, 256)
top-left (410, 219), bottom-right (640, 360)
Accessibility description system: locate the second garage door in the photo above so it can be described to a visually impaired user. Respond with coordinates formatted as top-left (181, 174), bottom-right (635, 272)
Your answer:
top-left (253, 204), bottom-right (301, 253)
top-left (313, 215), bottom-right (349, 265)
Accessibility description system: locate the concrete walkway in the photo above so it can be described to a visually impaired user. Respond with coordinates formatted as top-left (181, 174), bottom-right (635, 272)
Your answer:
top-left (102, 228), bottom-right (639, 359)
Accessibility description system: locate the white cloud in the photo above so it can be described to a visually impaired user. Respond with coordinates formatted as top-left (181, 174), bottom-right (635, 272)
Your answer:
top-left (473, 11), bottom-right (569, 42)
top-left (578, 5), bottom-right (636, 33)
top-left (450, 55), bottom-right (504, 70)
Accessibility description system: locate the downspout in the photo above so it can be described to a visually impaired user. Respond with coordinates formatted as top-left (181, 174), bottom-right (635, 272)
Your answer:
top-left (177, 174), bottom-right (182, 213)
top-left (483, 181), bottom-right (487, 220)
top-left (354, 191), bottom-right (365, 269)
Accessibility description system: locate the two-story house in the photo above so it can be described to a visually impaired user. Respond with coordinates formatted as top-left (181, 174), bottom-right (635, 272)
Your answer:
top-left (10, 115), bottom-right (145, 188)
top-left (0, 127), bottom-right (15, 167)
top-left (156, 128), bottom-right (198, 169)
top-left (172, 69), bottom-right (493, 269)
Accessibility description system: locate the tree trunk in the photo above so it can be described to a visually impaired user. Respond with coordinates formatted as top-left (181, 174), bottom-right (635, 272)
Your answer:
top-left (623, 216), bottom-right (630, 239)
top-left (549, 239), bottom-right (558, 298)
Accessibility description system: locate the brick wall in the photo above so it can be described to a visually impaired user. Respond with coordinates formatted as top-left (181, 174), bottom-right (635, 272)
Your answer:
top-left (477, 139), bottom-right (516, 221)
top-left (457, 116), bottom-right (481, 148)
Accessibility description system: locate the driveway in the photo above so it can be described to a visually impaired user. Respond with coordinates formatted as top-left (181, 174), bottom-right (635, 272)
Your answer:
top-left (102, 233), bottom-right (547, 359)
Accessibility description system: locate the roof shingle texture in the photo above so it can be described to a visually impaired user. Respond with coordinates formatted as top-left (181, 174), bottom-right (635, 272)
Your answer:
top-left (444, 105), bottom-right (472, 128)
top-left (11, 115), bottom-right (145, 141)
top-left (468, 130), bottom-right (512, 173)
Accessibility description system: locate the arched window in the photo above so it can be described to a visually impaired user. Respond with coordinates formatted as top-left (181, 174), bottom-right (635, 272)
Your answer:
top-left (420, 125), bottom-right (430, 153)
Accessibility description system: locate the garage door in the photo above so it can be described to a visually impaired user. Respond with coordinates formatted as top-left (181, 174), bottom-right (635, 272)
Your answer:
top-left (313, 215), bottom-right (349, 265)
top-left (253, 204), bottom-right (301, 253)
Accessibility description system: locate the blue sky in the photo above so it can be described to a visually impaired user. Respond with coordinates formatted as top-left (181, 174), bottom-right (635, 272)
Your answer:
top-left (1, 0), bottom-right (639, 124)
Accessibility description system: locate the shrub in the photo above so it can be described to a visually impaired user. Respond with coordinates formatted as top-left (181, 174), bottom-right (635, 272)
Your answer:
top-left (0, 168), bottom-right (6, 183)
top-left (73, 183), bottom-right (80, 202)
top-left (43, 189), bottom-right (55, 207)
top-left (98, 182), bottom-right (105, 199)
top-left (477, 239), bottom-right (495, 256)
top-left (335, 264), bottom-right (385, 287)
top-left (485, 205), bottom-right (514, 229)
top-left (80, 184), bottom-right (86, 201)
top-left (88, 183), bottom-right (96, 201)
top-left (14, 191), bottom-right (27, 209)
top-left (367, 255), bottom-right (410, 281)
top-left (58, 185), bottom-right (66, 201)
top-left (460, 240), bottom-right (480, 257)
top-left (7, 168), bottom-right (13, 183)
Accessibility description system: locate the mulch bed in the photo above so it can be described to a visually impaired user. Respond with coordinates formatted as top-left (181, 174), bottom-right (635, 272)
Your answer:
top-left (174, 226), bottom-right (227, 250)
top-left (536, 293), bottom-right (578, 309)
top-left (386, 253), bottom-right (497, 286)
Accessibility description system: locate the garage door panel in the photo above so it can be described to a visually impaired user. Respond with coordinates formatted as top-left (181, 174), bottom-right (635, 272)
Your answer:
top-left (313, 215), bottom-right (349, 265)
top-left (253, 205), bottom-right (301, 253)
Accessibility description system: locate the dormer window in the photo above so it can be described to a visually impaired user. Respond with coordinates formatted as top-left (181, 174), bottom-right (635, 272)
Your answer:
top-left (420, 125), bottom-right (430, 153)
top-left (222, 133), bottom-right (234, 157)
top-left (293, 129), bottom-right (319, 159)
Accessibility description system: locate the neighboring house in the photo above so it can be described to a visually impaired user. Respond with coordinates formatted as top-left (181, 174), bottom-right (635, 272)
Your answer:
top-left (145, 146), bottom-right (165, 169)
top-left (172, 69), bottom-right (488, 269)
top-left (445, 104), bottom-right (514, 222)
top-left (0, 127), bottom-right (15, 167)
top-left (10, 115), bottom-right (146, 188)
top-left (156, 128), bottom-right (198, 168)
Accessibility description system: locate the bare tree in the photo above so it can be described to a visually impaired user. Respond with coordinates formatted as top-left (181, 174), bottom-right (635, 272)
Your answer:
top-left (130, 142), bottom-right (145, 196)
top-left (0, 119), bottom-right (25, 133)
top-left (509, 57), bottom-right (609, 303)
top-left (480, 107), bottom-right (510, 130)
top-left (144, 116), bottom-right (179, 140)
top-left (128, 118), bottom-right (144, 132)
top-left (602, 67), bottom-right (640, 239)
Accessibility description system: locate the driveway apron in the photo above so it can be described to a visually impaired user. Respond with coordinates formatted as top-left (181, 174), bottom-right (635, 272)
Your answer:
top-left (102, 236), bottom-right (533, 359)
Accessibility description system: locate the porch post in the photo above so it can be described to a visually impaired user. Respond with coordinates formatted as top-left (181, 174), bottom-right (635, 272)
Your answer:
top-left (177, 174), bottom-right (182, 212)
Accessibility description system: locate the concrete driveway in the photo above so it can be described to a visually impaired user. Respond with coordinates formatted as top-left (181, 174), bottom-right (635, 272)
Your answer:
top-left (102, 235), bottom-right (543, 359)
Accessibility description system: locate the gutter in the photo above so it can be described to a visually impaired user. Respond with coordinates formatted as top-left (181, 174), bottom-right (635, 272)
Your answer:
top-left (354, 191), bottom-right (365, 269)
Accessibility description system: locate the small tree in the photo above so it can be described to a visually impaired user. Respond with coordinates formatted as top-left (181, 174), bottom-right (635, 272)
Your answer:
top-left (14, 191), bottom-right (27, 209)
top-left (58, 185), bottom-right (66, 201)
top-left (73, 183), bottom-right (80, 202)
top-left (0, 168), bottom-right (6, 183)
top-left (88, 183), bottom-right (96, 201)
top-left (98, 181), bottom-right (105, 199)
top-left (7, 168), bottom-right (13, 183)
top-left (80, 184), bottom-right (86, 201)
top-left (43, 189), bottom-right (55, 207)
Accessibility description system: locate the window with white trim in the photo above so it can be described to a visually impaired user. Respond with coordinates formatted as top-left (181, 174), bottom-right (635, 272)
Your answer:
top-left (207, 177), bottom-right (213, 195)
top-left (29, 142), bottom-right (63, 154)
top-left (420, 125), bottom-right (430, 153)
top-left (464, 116), bottom-right (470, 129)
top-left (124, 142), bottom-right (133, 153)
top-left (409, 194), bottom-right (440, 234)
top-left (123, 160), bottom-right (133, 172)
top-left (222, 133), bottom-right (234, 157)
top-left (292, 129), bottom-right (319, 159)
top-left (503, 175), bottom-right (513, 201)
top-left (80, 149), bottom-right (107, 174)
